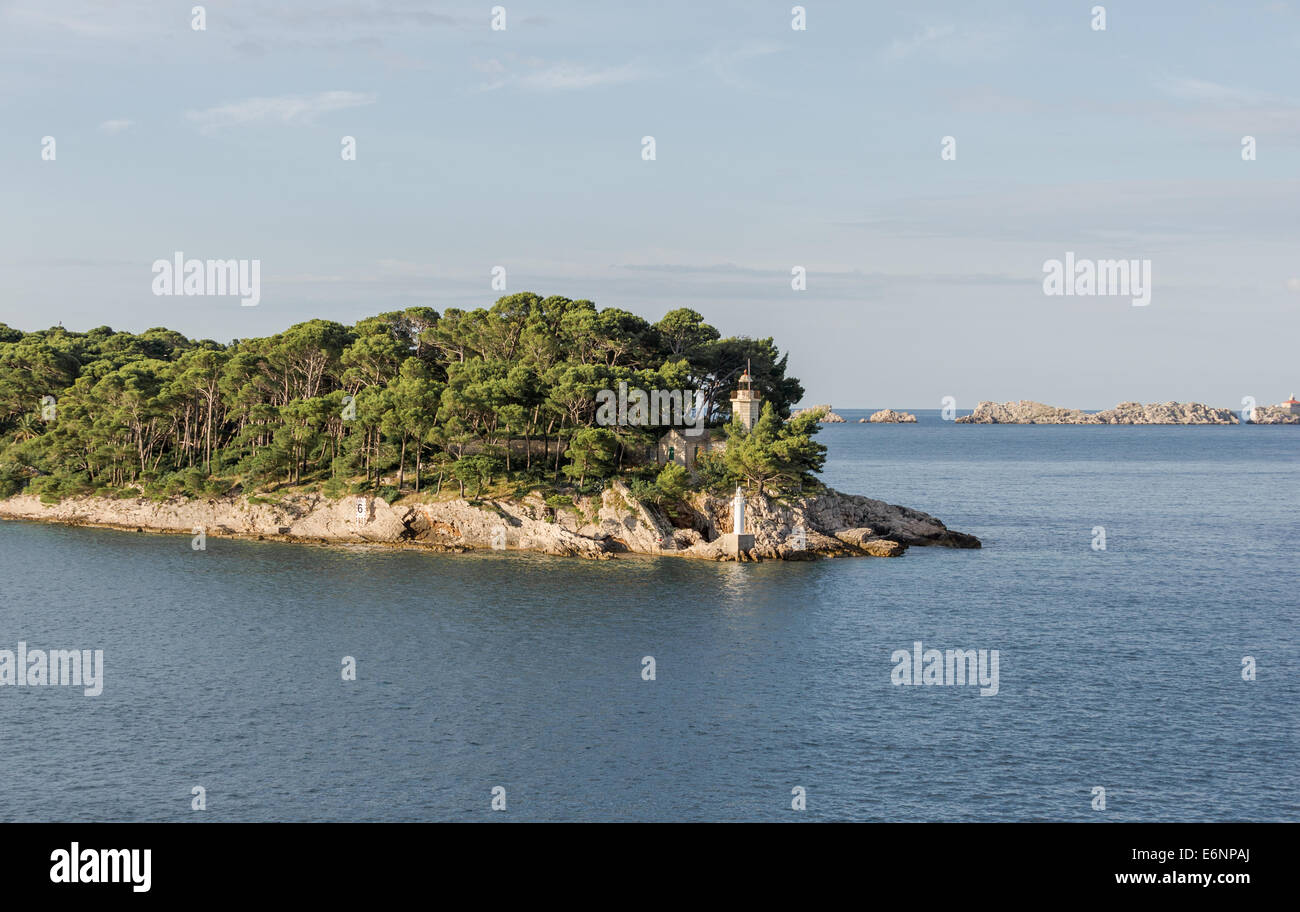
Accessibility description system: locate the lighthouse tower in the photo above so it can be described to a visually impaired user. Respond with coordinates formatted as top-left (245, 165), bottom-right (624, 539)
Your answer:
top-left (721, 484), bottom-right (755, 559)
top-left (730, 361), bottom-right (762, 430)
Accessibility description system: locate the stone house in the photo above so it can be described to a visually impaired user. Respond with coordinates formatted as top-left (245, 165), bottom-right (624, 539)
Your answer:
top-left (656, 364), bottom-right (762, 471)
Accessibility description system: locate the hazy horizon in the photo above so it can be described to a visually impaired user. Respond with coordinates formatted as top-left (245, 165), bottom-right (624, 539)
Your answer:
top-left (3, 0), bottom-right (1297, 409)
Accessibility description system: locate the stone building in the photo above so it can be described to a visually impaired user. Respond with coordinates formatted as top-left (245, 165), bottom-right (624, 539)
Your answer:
top-left (656, 426), bottom-right (721, 470)
top-left (1278, 394), bottom-right (1300, 414)
top-left (656, 366), bottom-right (763, 470)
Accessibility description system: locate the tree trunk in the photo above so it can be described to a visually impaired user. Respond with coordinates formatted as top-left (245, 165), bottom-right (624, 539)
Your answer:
top-left (205, 396), bottom-right (214, 474)
top-left (398, 435), bottom-right (406, 489)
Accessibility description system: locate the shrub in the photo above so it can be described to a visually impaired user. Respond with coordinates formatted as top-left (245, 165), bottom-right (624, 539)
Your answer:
top-left (0, 463), bottom-right (26, 498)
top-left (692, 452), bottom-right (732, 494)
top-left (30, 474), bottom-right (83, 501)
top-left (203, 477), bottom-right (232, 497)
top-left (655, 462), bottom-right (690, 504)
top-left (626, 478), bottom-right (657, 506)
top-left (160, 472), bottom-right (188, 497)
top-left (180, 467), bottom-right (207, 495)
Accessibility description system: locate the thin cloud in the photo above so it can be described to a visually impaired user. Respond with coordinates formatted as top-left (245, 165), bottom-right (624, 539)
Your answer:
top-left (98, 119), bottom-right (133, 134)
top-left (882, 22), bottom-right (956, 62)
top-left (880, 19), bottom-right (1016, 64)
top-left (263, 3), bottom-right (461, 29)
top-left (1156, 76), bottom-right (1267, 106)
top-left (0, 0), bottom-right (166, 39)
top-left (618, 263), bottom-right (776, 277)
top-left (703, 42), bottom-right (781, 89)
top-left (1152, 75), bottom-right (1300, 134)
top-left (616, 262), bottom-right (1026, 287)
top-left (479, 60), bottom-right (645, 92)
top-left (833, 179), bottom-right (1300, 245)
top-left (185, 91), bottom-right (377, 132)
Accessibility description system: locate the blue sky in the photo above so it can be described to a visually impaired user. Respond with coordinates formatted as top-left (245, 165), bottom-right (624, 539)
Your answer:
top-left (1, 0), bottom-right (1298, 408)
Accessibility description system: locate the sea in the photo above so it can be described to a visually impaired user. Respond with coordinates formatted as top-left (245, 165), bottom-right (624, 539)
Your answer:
top-left (1, 409), bottom-right (1296, 821)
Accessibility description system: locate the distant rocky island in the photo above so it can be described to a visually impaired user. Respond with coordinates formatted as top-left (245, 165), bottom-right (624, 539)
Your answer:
top-left (791, 404), bottom-right (846, 423)
top-left (956, 400), bottom-right (1242, 425)
top-left (1248, 404), bottom-right (1300, 425)
top-left (791, 406), bottom-right (918, 424)
top-left (863, 409), bottom-right (917, 423)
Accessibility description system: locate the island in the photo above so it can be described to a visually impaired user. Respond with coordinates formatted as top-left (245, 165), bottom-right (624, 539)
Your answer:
top-left (1247, 396), bottom-right (1300, 424)
top-left (864, 409), bottom-right (918, 423)
top-left (955, 400), bottom-right (1240, 424)
top-left (0, 297), bottom-right (979, 561)
top-left (790, 404), bottom-right (846, 423)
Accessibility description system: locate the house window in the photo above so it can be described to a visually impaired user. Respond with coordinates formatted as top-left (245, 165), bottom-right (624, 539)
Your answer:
top-left (667, 446), bottom-right (675, 462)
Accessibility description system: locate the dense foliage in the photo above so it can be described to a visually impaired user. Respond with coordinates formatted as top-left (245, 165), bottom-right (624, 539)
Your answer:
top-left (0, 294), bottom-right (823, 503)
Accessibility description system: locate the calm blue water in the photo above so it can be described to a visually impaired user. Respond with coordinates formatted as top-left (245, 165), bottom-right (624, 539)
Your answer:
top-left (1, 413), bottom-right (1296, 821)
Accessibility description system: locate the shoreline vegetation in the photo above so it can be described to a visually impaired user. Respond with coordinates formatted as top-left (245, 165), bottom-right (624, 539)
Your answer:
top-left (0, 296), bottom-right (978, 562)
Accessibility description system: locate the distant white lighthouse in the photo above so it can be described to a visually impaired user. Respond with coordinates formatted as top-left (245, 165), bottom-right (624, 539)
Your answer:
top-left (730, 361), bottom-right (762, 431)
top-left (733, 485), bottom-right (746, 535)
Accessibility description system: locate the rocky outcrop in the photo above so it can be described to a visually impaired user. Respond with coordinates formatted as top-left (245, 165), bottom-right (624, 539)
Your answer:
top-left (955, 400), bottom-right (1239, 424)
top-left (660, 486), bottom-right (979, 561)
top-left (864, 409), bottom-right (918, 423)
top-left (0, 492), bottom-right (411, 543)
top-left (0, 481), bottom-right (980, 564)
top-left (1247, 406), bottom-right (1300, 425)
top-left (791, 405), bottom-right (846, 423)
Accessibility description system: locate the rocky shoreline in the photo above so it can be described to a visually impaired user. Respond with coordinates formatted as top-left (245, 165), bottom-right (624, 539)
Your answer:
top-left (0, 483), bottom-right (980, 563)
top-left (955, 400), bottom-right (1241, 424)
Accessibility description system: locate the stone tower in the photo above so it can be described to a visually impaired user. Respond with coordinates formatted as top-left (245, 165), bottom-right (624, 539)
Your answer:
top-left (730, 361), bottom-right (762, 431)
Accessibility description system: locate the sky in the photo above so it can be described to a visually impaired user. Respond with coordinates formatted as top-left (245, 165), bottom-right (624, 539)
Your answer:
top-left (1, 0), bottom-right (1297, 409)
